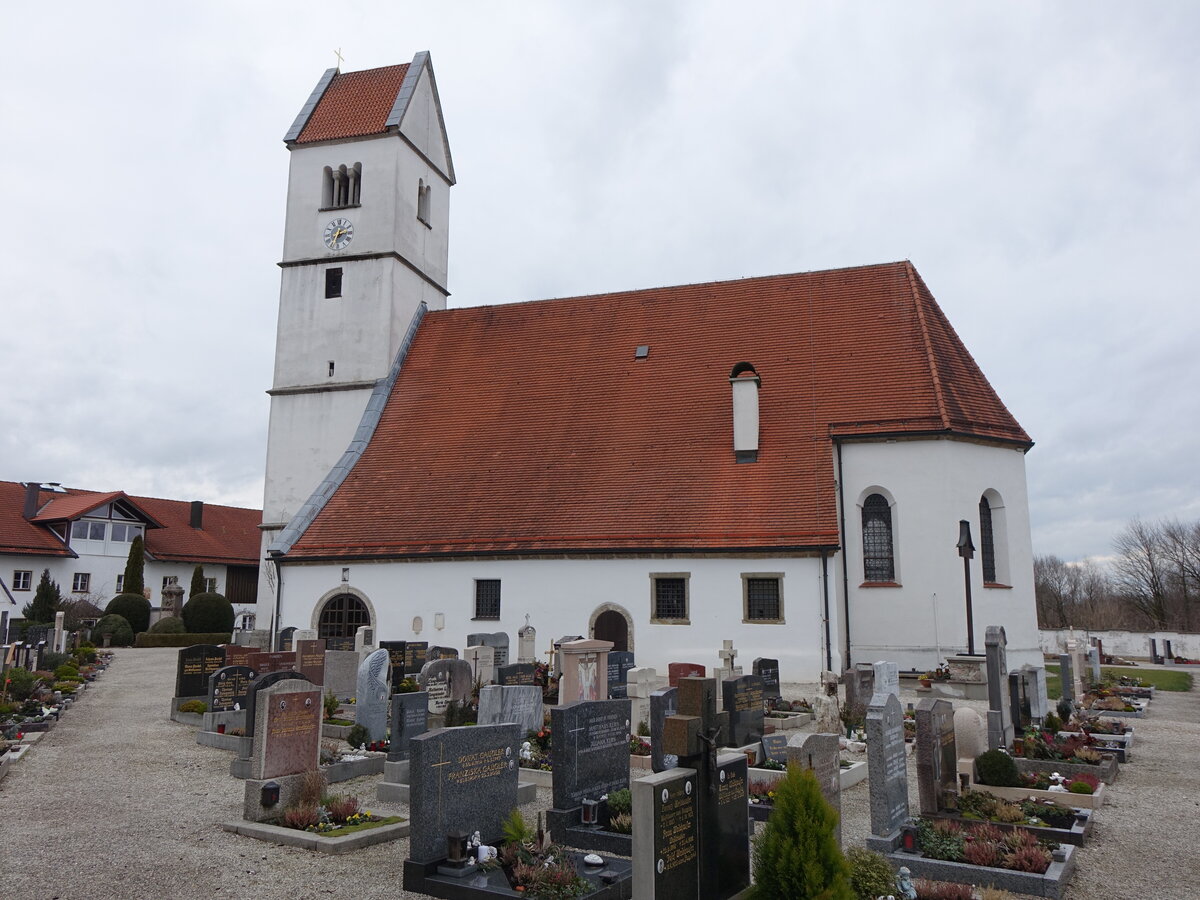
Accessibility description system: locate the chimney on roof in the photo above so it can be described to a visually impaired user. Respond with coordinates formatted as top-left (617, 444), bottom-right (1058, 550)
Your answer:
top-left (22, 482), bottom-right (42, 519)
top-left (190, 501), bottom-right (204, 529)
top-left (729, 363), bottom-right (761, 464)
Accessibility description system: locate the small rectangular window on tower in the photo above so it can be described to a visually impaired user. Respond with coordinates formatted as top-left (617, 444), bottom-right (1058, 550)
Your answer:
top-left (328, 361), bottom-right (336, 377)
top-left (325, 267), bottom-right (343, 298)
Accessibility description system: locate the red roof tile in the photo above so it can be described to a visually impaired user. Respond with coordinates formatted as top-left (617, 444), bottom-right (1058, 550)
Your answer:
top-left (0, 482), bottom-right (261, 565)
top-left (288, 262), bottom-right (1030, 560)
top-left (295, 64), bottom-right (410, 144)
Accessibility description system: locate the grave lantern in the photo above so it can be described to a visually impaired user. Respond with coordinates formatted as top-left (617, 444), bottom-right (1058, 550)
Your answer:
top-left (900, 822), bottom-right (918, 853)
top-left (445, 831), bottom-right (469, 868)
top-left (260, 781), bottom-right (280, 807)
top-left (581, 798), bottom-right (600, 826)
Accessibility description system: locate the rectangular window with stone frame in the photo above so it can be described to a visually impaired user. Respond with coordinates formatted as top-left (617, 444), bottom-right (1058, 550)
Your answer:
top-left (12, 570), bottom-right (32, 591)
top-left (742, 574), bottom-right (783, 623)
top-left (72, 572), bottom-right (91, 593)
top-left (474, 579), bottom-right (501, 620)
top-left (651, 574), bottom-right (690, 623)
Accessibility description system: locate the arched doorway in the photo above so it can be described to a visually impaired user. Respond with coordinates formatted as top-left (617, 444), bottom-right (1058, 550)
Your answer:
top-left (317, 593), bottom-right (370, 649)
top-left (591, 606), bottom-right (632, 652)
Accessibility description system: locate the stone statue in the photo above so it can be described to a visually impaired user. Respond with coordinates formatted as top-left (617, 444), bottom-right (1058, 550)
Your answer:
top-left (895, 866), bottom-right (917, 900)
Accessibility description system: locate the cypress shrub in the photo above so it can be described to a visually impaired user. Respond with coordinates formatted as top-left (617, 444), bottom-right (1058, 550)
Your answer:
top-left (189, 564), bottom-right (205, 599)
top-left (148, 616), bottom-right (186, 634)
top-left (22, 569), bottom-right (62, 624)
top-left (751, 765), bottom-right (853, 899)
top-left (92, 614), bottom-right (134, 647)
top-left (122, 535), bottom-right (146, 597)
top-left (106, 593), bottom-right (152, 634)
top-left (182, 592), bottom-right (234, 634)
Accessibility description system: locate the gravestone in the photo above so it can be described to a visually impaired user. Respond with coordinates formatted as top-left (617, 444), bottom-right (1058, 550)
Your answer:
top-left (404, 641), bottom-right (428, 674)
top-left (324, 649), bottom-right (359, 699)
top-left (517, 615), bottom-right (536, 663)
top-left (279, 626), bottom-right (297, 651)
top-left (626, 666), bottom-right (657, 731)
top-left (559, 639), bottom-right (612, 702)
top-left (417, 657), bottom-right (473, 715)
top-left (1009, 671), bottom-right (1031, 733)
top-left (873, 660), bottom-right (900, 700)
top-left (667, 662), bottom-right (705, 687)
top-left (464, 644), bottom-right (496, 685)
top-left (1087, 646), bottom-right (1101, 684)
top-left (242, 671), bottom-right (313, 741)
top-left (1149, 637), bottom-right (1159, 664)
top-left (294, 638), bottom-right (326, 685)
top-left (632, 767), bottom-right (699, 899)
top-left (246, 650), bottom-right (299, 675)
top-left (1024, 665), bottom-right (1049, 726)
top-left (1165, 638), bottom-right (1174, 658)
top-left (496, 662), bottom-right (536, 685)
top-left (752, 657), bottom-right (781, 700)
top-left (477, 684), bottom-right (543, 737)
top-left (843, 663), bottom-right (875, 714)
top-left (915, 697), bottom-right (957, 815)
top-left (241, 680), bottom-right (323, 822)
top-left (953, 707), bottom-right (987, 764)
top-left (355, 648), bottom-right (392, 742)
top-left (466, 631), bottom-right (510, 668)
top-left (404, 723), bottom-right (519, 865)
top-left (52, 610), bottom-right (65, 653)
top-left (380, 640), bottom-right (408, 688)
top-left (388, 691), bottom-right (429, 761)
top-left (865, 692), bottom-right (910, 851)
top-left (760, 732), bottom-right (789, 764)
top-left (607, 650), bottom-right (636, 699)
top-left (208, 665), bottom-right (257, 713)
top-left (985, 625), bottom-right (1013, 751)
top-left (650, 687), bottom-right (679, 772)
top-left (427, 646), bottom-right (459, 661)
top-left (354, 625), bottom-right (375, 652)
top-left (222, 644), bottom-right (255, 668)
top-left (714, 640), bottom-right (742, 684)
top-left (787, 732), bottom-right (843, 844)
top-left (176, 645), bottom-right (226, 698)
top-left (553, 634), bottom-right (585, 675)
top-left (550, 699), bottom-right (632, 811)
top-left (812, 693), bottom-right (840, 735)
top-left (1059, 653), bottom-right (1075, 702)
top-left (721, 674), bottom-right (765, 746)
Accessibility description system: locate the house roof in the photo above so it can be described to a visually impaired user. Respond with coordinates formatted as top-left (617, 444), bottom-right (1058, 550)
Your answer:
top-left (294, 64), bottom-right (410, 144)
top-left (286, 261), bottom-right (1030, 561)
top-left (0, 482), bottom-right (261, 566)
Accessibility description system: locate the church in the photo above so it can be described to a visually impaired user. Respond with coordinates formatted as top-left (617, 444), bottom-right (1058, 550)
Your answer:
top-left (257, 52), bottom-right (1042, 679)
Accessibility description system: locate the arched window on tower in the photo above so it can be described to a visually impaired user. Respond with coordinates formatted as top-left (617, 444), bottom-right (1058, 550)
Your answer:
top-left (321, 162), bottom-right (362, 210)
top-left (979, 490), bottom-right (1009, 585)
top-left (979, 495), bottom-right (996, 583)
top-left (417, 178), bottom-right (431, 225)
top-left (862, 493), bottom-right (895, 583)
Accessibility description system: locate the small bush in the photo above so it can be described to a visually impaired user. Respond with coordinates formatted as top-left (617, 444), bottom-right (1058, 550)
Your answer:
top-left (606, 788), bottom-right (632, 817)
top-left (149, 616), bottom-right (186, 634)
top-left (54, 664), bottom-right (79, 680)
top-left (1068, 781), bottom-right (1095, 795)
top-left (326, 794), bottom-right (360, 824)
top-left (1056, 698), bottom-right (1073, 721)
top-left (92, 614), bottom-right (134, 647)
top-left (395, 677), bottom-right (419, 693)
top-left (281, 804), bottom-right (320, 830)
top-left (106, 593), bottom-right (152, 634)
top-left (501, 807), bottom-right (534, 845)
top-left (1068, 772), bottom-right (1099, 793)
top-left (182, 592), bottom-right (234, 634)
top-left (346, 724), bottom-right (369, 749)
top-left (637, 719), bottom-right (650, 736)
top-left (916, 818), bottom-right (965, 862)
top-left (1042, 712), bottom-right (1062, 733)
top-left (1004, 844), bottom-right (1052, 874)
top-left (178, 700), bottom-right (207, 714)
top-left (297, 769), bottom-right (327, 807)
top-left (845, 847), bottom-right (894, 900)
top-left (963, 837), bottom-right (1004, 868)
top-left (41, 651), bottom-right (72, 672)
top-left (976, 749), bottom-right (1020, 787)
top-left (4, 668), bottom-right (38, 701)
top-left (72, 647), bottom-right (97, 665)
top-left (323, 691), bottom-right (339, 720)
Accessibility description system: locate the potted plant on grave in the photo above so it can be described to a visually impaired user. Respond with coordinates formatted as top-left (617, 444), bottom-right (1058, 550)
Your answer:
top-left (475, 809), bottom-right (592, 896)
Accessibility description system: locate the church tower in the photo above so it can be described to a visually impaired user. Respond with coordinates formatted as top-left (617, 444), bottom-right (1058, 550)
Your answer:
top-left (258, 53), bottom-right (454, 617)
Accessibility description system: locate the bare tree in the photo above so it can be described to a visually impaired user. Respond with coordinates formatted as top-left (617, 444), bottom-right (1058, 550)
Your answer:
top-left (1033, 554), bottom-right (1072, 627)
top-left (1111, 518), bottom-right (1171, 628)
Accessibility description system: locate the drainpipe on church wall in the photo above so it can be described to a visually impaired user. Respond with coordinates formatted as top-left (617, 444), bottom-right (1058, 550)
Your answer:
top-left (821, 550), bottom-right (833, 672)
top-left (835, 440), bottom-right (852, 668)
top-left (269, 551), bottom-right (284, 652)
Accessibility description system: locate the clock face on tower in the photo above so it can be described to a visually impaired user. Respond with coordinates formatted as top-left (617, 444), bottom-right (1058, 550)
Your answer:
top-left (323, 217), bottom-right (354, 251)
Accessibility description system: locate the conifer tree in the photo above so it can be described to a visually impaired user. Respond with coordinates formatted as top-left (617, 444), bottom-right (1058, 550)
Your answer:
top-left (22, 568), bottom-right (62, 624)
top-left (122, 535), bottom-right (146, 596)
top-left (750, 765), bottom-right (853, 900)
top-left (189, 564), bottom-right (206, 599)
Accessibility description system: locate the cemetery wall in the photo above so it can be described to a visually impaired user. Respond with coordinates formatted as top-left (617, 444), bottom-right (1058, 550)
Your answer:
top-left (1039, 628), bottom-right (1200, 659)
top-left (837, 438), bottom-right (1041, 672)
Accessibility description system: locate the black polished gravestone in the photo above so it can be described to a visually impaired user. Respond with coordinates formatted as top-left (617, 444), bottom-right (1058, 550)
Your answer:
top-left (175, 645), bottom-right (226, 698)
top-left (752, 657), bottom-right (781, 700)
top-left (497, 662), bottom-right (537, 686)
top-left (760, 732), bottom-right (789, 765)
top-left (426, 646), bottom-right (459, 661)
top-left (388, 691), bottom-right (429, 762)
top-left (720, 674), bottom-right (765, 747)
top-left (380, 640), bottom-right (407, 688)
top-left (634, 767), bottom-right (699, 900)
top-left (607, 651), bottom-right (635, 699)
top-left (404, 641), bottom-right (428, 675)
top-left (650, 687), bottom-right (679, 773)
top-left (208, 665), bottom-right (258, 713)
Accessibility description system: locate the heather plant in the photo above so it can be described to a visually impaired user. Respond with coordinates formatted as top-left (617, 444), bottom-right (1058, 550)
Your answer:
top-left (325, 794), bottom-right (360, 824)
top-left (1004, 844), bottom-right (1052, 874)
top-left (913, 879), bottom-right (976, 900)
top-left (916, 818), bottom-right (965, 862)
top-left (282, 804), bottom-right (320, 829)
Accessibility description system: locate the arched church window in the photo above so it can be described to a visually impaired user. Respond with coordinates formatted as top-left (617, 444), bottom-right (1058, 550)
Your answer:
top-left (417, 179), bottom-right (431, 225)
top-left (317, 592), bottom-right (370, 642)
top-left (862, 493), bottom-right (895, 582)
top-left (979, 495), bottom-right (996, 583)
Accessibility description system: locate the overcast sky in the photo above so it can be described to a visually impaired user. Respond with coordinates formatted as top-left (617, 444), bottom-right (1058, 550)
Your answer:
top-left (2, 2), bottom-right (1197, 564)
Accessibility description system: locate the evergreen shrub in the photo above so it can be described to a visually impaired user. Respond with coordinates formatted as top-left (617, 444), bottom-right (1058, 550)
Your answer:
top-left (845, 847), bottom-right (895, 900)
top-left (976, 749), bottom-right (1021, 788)
top-left (4, 668), bottom-right (38, 701)
top-left (148, 616), bottom-right (186, 634)
top-left (106, 593), bottom-right (152, 634)
top-left (92, 614), bottom-right (134, 647)
top-left (346, 724), bottom-right (369, 749)
top-left (182, 592), bottom-right (234, 634)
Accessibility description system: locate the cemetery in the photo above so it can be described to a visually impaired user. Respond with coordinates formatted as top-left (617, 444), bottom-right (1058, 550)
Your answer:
top-left (1, 624), bottom-right (1197, 900)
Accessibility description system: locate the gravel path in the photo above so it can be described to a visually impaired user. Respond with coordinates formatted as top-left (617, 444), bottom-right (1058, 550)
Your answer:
top-left (2, 650), bottom-right (1196, 899)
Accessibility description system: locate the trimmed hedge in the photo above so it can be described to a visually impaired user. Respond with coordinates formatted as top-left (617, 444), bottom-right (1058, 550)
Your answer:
top-left (106, 593), bottom-right (152, 634)
top-left (93, 614), bottom-right (135, 647)
top-left (148, 616), bottom-right (186, 634)
top-left (182, 592), bottom-right (234, 634)
top-left (134, 632), bottom-right (233, 648)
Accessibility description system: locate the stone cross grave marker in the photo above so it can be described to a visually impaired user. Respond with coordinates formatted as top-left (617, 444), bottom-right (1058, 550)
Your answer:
top-left (985, 625), bottom-right (1012, 751)
top-left (466, 631), bottom-right (510, 668)
top-left (389, 691), bottom-right (429, 761)
top-left (208, 665), bottom-right (258, 713)
top-left (294, 638), bottom-right (326, 685)
top-left (380, 640), bottom-right (408, 688)
top-left (872, 660), bottom-right (900, 700)
top-left (558, 639), bottom-right (612, 702)
top-left (668, 662), bottom-right (706, 687)
top-left (607, 650), bottom-right (636, 699)
top-left (496, 662), bottom-right (537, 685)
top-left (465, 644), bottom-right (496, 686)
top-left (406, 723), bottom-right (519, 864)
top-left (477, 684), bottom-right (543, 737)
top-left (418, 657), bottom-right (473, 715)
top-left (650, 686), bottom-right (679, 773)
top-left (843, 663), bottom-right (875, 715)
top-left (915, 697), bottom-right (957, 816)
top-left (752, 657), bottom-right (781, 700)
top-left (355, 648), bottom-right (392, 742)
top-left (721, 674), bottom-right (765, 747)
top-left (550, 699), bottom-right (632, 811)
top-left (787, 731), bottom-right (843, 844)
top-left (760, 732), bottom-right (789, 764)
top-left (714, 640), bottom-right (742, 684)
top-left (176, 644), bottom-right (226, 698)
top-left (865, 692), bottom-right (909, 851)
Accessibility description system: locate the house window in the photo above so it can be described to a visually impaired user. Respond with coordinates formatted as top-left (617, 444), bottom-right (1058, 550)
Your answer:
top-left (325, 267), bottom-right (343, 298)
top-left (980, 495), bottom-right (996, 583)
top-left (204, 577), bottom-right (218, 593)
top-left (72, 573), bottom-right (91, 593)
top-left (743, 575), bottom-right (783, 623)
top-left (417, 179), bottom-right (432, 225)
top-left (12, 570), bottom-right (32, 591)
top-left (474, 579), bottom-right (501, 620)
top-left (115, 574), bottom-right (125, 592)
top-left (862, 493), bottom-right (895, 583)
top-left (651, 574), bottom-right (689, 623)
top-left (322, 162), bottom-right (361, 209)
top-left (110, 523), bottom-right (142, 543)
top-left (72, 520), bottom-right (107, 542)
top-left (163, 576), bottom-right (179, 590)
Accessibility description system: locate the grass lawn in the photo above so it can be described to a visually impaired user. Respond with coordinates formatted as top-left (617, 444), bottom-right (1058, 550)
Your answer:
top-left (308, 815), bottom-right (405, 838)
top-left (1044, 665), bottom-right (1192, 699)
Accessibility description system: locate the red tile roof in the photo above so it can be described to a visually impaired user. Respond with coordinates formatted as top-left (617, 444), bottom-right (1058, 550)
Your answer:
top-left (287, 261), bottom-right (1030, 560)
top-left (295, 64), bottom-right (410, 144)
top-left (0, 482), bottom-right (261, 565)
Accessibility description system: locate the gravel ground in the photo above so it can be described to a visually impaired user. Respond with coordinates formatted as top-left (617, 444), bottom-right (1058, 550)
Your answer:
top-left (2, 650), bottom-right (1196, 899)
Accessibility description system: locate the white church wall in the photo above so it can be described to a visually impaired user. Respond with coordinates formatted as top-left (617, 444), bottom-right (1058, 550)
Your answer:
top-left (278, 554), bottom-right (830, 680)
top-left (836, 437), bottom-right (1041, 672)
top-left (397, 62), bottom-right (453, 182)
top-left (1039, 628), bottom-right (1200, 660)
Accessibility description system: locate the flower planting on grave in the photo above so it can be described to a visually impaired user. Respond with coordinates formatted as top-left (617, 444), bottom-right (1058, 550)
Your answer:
top-left (520, 724), bottom-right (553, 771)
top-left (1019, 771), bottom-right (1099, 795)
top-left (627, 735), bottom-right (650, 757)
top-left (914, 818), bottom-right (1059, 875)
top-left (956, 789), bottom-right (1080, 830)
top-left (1013, 730), bottom-right (1105, 765)
top-left (475, 809), bottom-right (592, 897)
top-left (279, 791), bottom-right (400, 837)
top-left (604, 788), bottom-right (632, 834)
